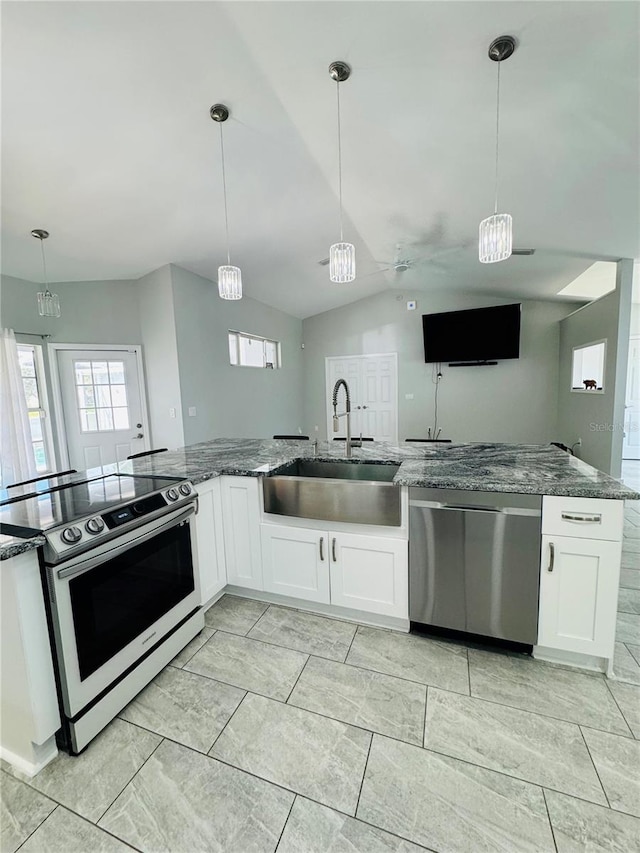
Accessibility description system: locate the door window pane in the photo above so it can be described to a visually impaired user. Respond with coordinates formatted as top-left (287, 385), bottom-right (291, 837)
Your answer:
top-left (75, 359), bottom-right (130, 433)
top-left (17, 344), bottom-right (52, 473)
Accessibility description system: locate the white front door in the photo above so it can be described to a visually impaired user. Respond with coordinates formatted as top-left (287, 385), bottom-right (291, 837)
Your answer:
top-left (55, 347), bottom-right (148, 470)
top-left (623, 336), bottom-right (640, 460)
top-left (326, 354), bottom-right (398, 442)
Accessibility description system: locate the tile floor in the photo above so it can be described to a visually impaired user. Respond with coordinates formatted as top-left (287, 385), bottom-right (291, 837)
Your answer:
top-left (2, 495), bottom-right (640, 852)
top-left (614, 462), bottom-right (640, 683)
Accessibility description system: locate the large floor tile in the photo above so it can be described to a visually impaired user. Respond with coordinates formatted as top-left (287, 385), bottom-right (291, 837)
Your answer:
top-left (346, 625), bottom-right (469, 694)
top-left (424, 688), bottom-right (606, 804)
top-left (618, 587), bottom-right (640, 615)
top-left (185, 630), bottom-right (307, 701)
top-left (612, 642), bottom-right (640, 685)
top-left (99, 738), bottom-right (293, 853)
top-left (289, 656), bottom-right (426, 745)
top-left (20, 806), bottom-right (132, 853)
top-left (622, 539), bottom-right (640, 554)
top-left (545, 790), bottom-right (640, 853)
top-left (248, 606), bottom-right (356, 662)
top-left (277, 797), bottom-right (427, 853)
top-left (608, 680), bottom-right (640, 738)
top-left (170, 626), bottom-right (215, 667)
top-left (620, 569), bottom-right (640, 590)
top-left (468, 649), bottom-right (631, 735)
top-left (119, 665), bottom-right (244, 752)
top-left (621, 552), bottom-right (639, 570)
top-left (210, 693), bottom-right (371, 815)
top-left (628, 643), bottom-right (640, 666)
top-left (204, 594), bottom-right (268, 635)
top-left (0, 772), bottom-right (55, 853)
top-left (616, 613), bottom-right (640, 645)
top-left (28, 718), bottom-right (161, 822)
top-left (582, 728), bottom-right (640, 817)
top-left (357, 735), bottom-right (555, 853)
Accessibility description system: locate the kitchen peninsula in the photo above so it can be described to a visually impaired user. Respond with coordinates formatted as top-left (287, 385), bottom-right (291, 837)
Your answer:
top-left (1, 439), bottom-right (637, 777)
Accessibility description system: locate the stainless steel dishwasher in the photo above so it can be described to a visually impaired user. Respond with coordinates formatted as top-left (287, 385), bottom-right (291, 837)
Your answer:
top-left (409, 488), bottom-right (542, 647)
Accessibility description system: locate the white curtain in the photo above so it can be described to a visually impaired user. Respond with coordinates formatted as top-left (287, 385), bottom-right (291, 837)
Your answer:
top-left (0, 328), bottom-right (38, 487)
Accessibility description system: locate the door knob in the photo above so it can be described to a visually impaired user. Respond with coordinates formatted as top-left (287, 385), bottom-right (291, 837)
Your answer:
top-left (133, 433), bottom-right (144, 439)
top-left (136, 423), bottom-right (142, 428)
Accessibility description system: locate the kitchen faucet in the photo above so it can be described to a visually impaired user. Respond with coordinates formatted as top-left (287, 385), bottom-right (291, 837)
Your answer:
top-left (332, 378), bottom-right (362, 458)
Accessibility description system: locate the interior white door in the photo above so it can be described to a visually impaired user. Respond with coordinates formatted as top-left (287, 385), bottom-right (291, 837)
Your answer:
top-left (326, 354), bottom-right (398, 442)
top-left (623, 336), bottom-right (639, 459)
top-left (57, 348), bottom-right (147, 470)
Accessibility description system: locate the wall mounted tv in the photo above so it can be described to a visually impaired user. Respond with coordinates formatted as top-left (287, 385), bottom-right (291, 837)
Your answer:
top-left (422, 303), bottom-right (521, 364)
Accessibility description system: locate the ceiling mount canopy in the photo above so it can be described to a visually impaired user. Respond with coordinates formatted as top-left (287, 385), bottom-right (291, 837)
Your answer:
top-left (210, 102), bottom-right (242, 300)
top-left (479, 34), bottom-right (517, 265)
top-left (31, 228), bottom-right (61, 318)
top-left (328, 60), bottom-right (356, 284)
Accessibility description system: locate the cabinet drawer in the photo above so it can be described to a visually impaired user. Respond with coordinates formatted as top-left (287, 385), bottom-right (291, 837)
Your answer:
top-left (542, 496), bottom-right (623, 542)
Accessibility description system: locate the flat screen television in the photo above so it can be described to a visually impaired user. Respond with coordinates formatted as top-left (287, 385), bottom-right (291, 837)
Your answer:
top-left (422, 303), bottom-right (521, 363)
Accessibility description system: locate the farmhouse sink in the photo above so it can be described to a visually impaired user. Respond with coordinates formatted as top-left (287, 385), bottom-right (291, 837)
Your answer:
top-left (263, 460), bottom-right (401, 526)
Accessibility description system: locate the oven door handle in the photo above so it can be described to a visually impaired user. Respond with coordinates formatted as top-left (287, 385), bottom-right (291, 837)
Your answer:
top-left (56, 505), bottom-right (196, 580)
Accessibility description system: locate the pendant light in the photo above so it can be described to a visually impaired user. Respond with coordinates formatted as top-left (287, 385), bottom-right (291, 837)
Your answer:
top-left (479, 35), bottom-right (516, 264)
top-left (210, 103), bottom-right (242, 300)
top-left (31, 229), bottom-right (61, 317)
top-left (328, 61), bottom-right (355, 283)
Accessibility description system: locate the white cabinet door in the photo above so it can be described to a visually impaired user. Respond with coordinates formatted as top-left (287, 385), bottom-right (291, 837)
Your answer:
top-left (329, 531), bottom-right (408, 618)
top-left (194, 479), bottom-right (226, 605)
top-left (538, 535), bottom-right (621, 657)
top-left (261, 524), bottom-right (330, 603)
top-left (221, 476), bottom-right (263, 590)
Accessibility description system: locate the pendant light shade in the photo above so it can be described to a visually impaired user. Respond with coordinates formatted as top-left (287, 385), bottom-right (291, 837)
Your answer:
top-left (329, 242), bottom-right (356, 283)
top-left (479, 36), bottom-right (516, 265)
top-left (329, 61), bottom-right (355, 283)
top-left (31, 229), bottom-right (61, 318)
top-left (217, 265), bottom-right (242, 300)
top-left (479, 213), bottom-right (512, 264)
top-left (210, 103), bottom-right (242, 300)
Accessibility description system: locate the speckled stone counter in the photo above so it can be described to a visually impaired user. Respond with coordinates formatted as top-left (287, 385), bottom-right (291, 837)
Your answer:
top-left (118, 439), bottom-right (638, 501)
top-left (0, 533), bottom-right (45, 561)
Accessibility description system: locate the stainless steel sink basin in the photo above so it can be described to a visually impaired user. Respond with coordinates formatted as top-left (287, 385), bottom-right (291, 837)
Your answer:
top-left (263, 460), bottom-right (401, 526)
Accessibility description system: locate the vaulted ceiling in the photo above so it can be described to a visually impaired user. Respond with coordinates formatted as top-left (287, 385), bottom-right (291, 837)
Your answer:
top-left (2, 1), bottom-right (638, 318)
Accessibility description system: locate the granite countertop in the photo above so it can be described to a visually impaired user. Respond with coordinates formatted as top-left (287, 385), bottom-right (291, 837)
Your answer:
top-left (0, 532), bottom-right (46, 560)
top-left (119, 438), bottom-right (638, 501)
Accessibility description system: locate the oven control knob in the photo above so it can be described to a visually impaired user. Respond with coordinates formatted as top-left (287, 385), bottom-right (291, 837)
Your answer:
top-left (179, 483), bottom-right (192, 496)
top-left (166, 488), bottom-right (180, 502)
top-left (85, 517), bottom-right (105, 535)
top-left (61, 526), bottom-right (82, 545)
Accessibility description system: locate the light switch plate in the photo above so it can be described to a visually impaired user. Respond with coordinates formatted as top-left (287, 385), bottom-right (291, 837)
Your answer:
top-left (407, 300), bottom-right (417, 311)
top-left (188, 406), bottom-right (197, 417)
top-left (169, 407), bottom-right (176, 419)
top-left (405, 393), bottom-right (414, 400)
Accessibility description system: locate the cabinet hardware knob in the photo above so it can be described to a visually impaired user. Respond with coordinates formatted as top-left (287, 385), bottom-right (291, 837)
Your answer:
top-left (547, 542), bottom-right (555, 572)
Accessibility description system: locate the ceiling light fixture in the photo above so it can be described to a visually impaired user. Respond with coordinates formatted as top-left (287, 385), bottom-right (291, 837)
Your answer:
top-left (479, 35), bottom-right (516, 264)
top-left (328, 61), bottom-right (355, 283)
top-left (210, 103), bottom-right (242, 300)
top-left (31, 229), bottom-right (61, 317)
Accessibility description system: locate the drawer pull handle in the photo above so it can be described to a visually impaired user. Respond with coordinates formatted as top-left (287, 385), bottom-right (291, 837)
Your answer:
top-left (547, 542), bottom-right (555, 573)
top-left (319, 537), bottom-right (324, 562)
top-left (332, 537), bottom-right (337, 562)
top-left (561, 512), bottom-right (602, 523)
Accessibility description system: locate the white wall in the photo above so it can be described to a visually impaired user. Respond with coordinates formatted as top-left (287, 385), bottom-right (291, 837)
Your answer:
top-left (557, 260), bottom-right (634, 476)
top-left (303, 289), bottom-right (580, 444)
top-left (170, 265), bottom-right (304, 443)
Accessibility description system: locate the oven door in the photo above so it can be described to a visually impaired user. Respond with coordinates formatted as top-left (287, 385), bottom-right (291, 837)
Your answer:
top-left (47, 503), bottom-right (200, 717)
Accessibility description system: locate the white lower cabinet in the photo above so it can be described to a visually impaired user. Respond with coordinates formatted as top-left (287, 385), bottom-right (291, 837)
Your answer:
top-left (221, 476), bottom-right (263, 589)
top-left (194, 479), bottom-right (226, 604)
top-left (537, 534), bottom-right (621, 658)
top-left (261, 525), bottom-right (330, 603)
top-left (260, 524), bottom-right (408, 618)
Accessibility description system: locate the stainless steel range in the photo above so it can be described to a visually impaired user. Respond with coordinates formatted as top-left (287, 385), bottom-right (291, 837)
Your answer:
top-left (1, 473), bottom-right (203, 754)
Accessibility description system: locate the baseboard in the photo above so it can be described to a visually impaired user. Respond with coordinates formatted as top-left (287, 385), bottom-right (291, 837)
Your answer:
top-left (224, 586), bottom-right (409, 632)
top-left (533, 645), bottom-right (608, 674)
top-left (0, 737), bottom-right (58, 778)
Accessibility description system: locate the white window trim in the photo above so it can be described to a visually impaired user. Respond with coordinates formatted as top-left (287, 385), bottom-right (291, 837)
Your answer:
top-left (16, 342), bottom-right (56, 476)
top-left (571, 338), bottom-right (607, 394)
top-left (228, 329), bottom-right (281, 369)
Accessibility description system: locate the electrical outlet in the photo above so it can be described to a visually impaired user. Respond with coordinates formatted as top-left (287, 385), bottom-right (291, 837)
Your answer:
top-left (407, 300), bottom-right (417, 311)
top-left (188, 406), bottom-right (197, 417)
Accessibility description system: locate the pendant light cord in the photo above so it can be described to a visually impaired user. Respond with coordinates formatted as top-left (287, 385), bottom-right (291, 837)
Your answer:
top-left (336, 80), bottom-right (344, 242)
top-left (219, 122), bottom-right (231, 265)
top-left (39, 237), bottom-right (50, 294)
top-left (494, 60), bottom-right (501, 215)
